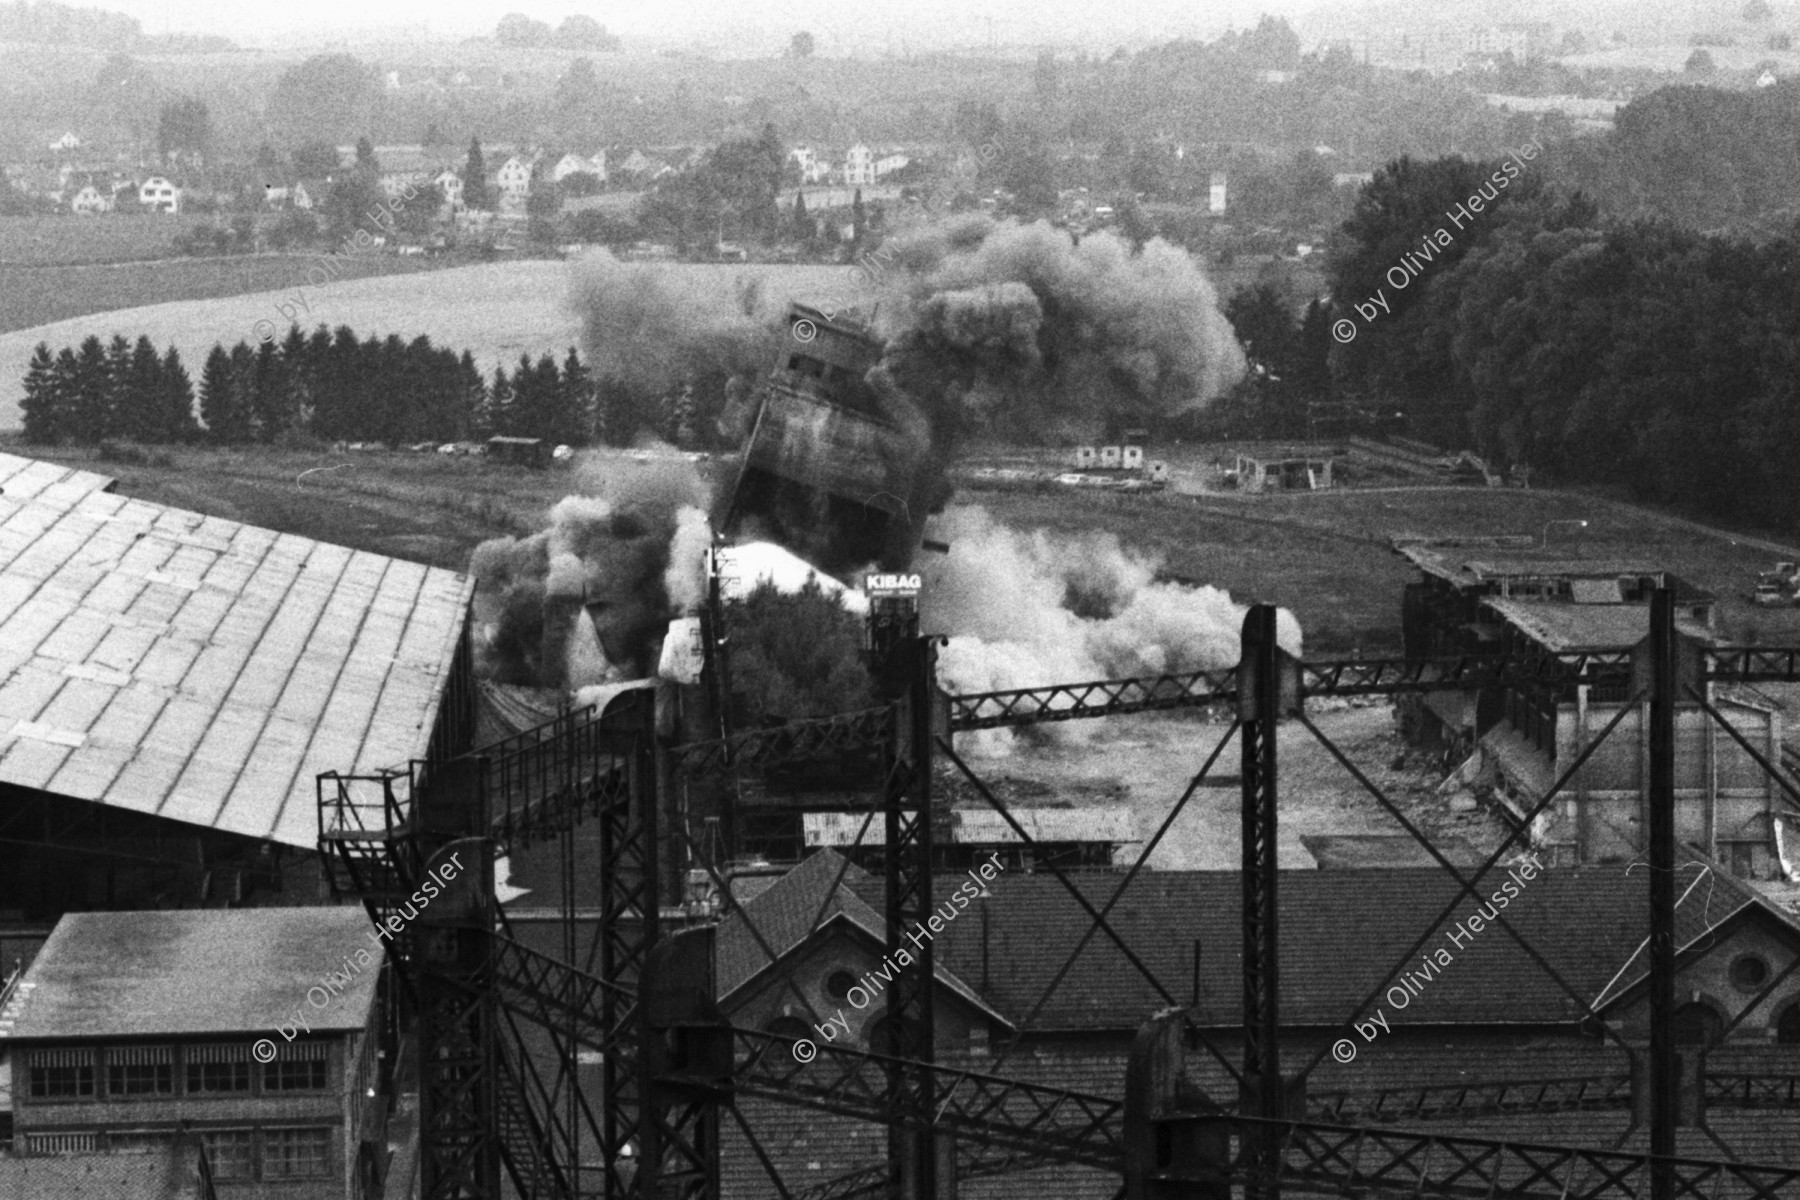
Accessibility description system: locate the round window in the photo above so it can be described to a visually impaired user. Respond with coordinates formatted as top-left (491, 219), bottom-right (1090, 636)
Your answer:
top-left (1730, 954), bottom-right (1771, 992)
top-left (825, 969), bottom-right (858, 1001)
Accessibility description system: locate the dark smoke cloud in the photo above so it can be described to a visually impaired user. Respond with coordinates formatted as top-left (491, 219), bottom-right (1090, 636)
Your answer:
top-left (566, 250), bottom-right (771, 399)
top-left (469, 457), bottom-right (710, 688)
top-left (868, 217), bottom-right (1247, 445)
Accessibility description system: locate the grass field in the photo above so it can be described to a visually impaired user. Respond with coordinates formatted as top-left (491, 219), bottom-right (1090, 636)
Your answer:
top-left (0, 253), bottom-right (469, 338)
top-left (0, 214), bottom-right (213, 266)
top-left (0, 259), bottom-right (869, 430)
top-left (965, 480), bottom-right (1800, 655)
top-left (14, 439), bottom-right (1800, 662)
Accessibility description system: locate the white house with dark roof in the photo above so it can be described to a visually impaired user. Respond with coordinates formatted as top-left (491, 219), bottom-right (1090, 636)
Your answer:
top-left (137, 175), bottom-right (179, 213)
top-left (494, 155), bottom-right (534, 212)
top-left (433, 168), bottom-right (465, 211)
top-left (843, 143), bottom-right (875, 186)
top-left (551, 151), bottom-right (607, 184)
top-left (69, 184), bottom-right (111, 215)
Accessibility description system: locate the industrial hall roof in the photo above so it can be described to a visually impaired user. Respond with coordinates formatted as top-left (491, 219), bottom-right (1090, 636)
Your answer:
top-left (0, 906), bottom-right (381, 1039)
top-left (843, 846), bottom-right (1790, 1032)
top-left (0, 454), bottom-right (472, 848)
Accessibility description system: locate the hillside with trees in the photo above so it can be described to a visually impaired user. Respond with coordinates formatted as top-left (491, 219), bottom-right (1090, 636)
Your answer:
top-left (1229, 153), bottom-right (1800, 530)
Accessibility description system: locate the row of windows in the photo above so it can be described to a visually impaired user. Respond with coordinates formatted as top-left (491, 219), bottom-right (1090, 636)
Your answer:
top-left (20, 1126), bottom-right (332, 1179)
top-left (28, 1048), bottom-right (327, 1102)
top-left (205, 1127), bottom-right (332, 1181)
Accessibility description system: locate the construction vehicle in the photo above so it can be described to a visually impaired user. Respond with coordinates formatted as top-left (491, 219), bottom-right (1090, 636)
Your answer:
top-left (713, 304), bottom-right (947, 577)
top-left (1753, 561), bottom-right (1800, 607)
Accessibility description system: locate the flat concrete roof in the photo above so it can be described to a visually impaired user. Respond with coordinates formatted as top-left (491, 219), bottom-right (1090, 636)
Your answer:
top-left (1484, 598), bottom-right (1714, 652)
top-left (0, 454), bottom-right (472, 848)
top-left (0, 907), bottom-right (380, 1040)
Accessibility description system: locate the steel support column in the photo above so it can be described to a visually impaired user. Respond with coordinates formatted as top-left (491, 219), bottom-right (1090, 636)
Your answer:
top-left (1238, 604), bottom-right (1284, 1199)
top-left (419, 841), bottom-right (501, 1200)
top-left (603, 703), bottom-right (659, 1200)
top-left (1645, 588), bottom-right (1677, 1200)
top-left (884, 630), bottom-right (937, 1200)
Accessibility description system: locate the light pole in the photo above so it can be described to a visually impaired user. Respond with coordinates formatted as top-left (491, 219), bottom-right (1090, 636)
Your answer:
top-left (1542, 519), bottom-right (1588, 549)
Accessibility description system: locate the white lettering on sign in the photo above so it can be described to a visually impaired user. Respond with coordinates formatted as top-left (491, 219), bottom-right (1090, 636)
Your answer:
top-left (865, 574), bottom-right (922, 592)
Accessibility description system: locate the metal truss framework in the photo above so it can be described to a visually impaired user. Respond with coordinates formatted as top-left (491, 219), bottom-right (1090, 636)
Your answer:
top-left (317, 589), bottom-right (1800, 1200)
top-left (1179, 1113), bottom-right (1800, 1200)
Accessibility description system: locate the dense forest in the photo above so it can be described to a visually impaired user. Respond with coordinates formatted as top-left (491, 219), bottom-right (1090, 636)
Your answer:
top-left (18, 325), bottom-right (721, 450)
top-left (1227, 151), bottom-right (1800, 531)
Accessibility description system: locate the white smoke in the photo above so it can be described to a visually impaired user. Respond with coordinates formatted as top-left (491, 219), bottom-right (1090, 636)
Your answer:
top-left (921, 506), bottom-right (1301, 750)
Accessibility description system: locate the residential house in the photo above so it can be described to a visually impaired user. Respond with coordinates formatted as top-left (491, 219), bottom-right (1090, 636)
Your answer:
top-left (1208, 171), bottom-right (1227, 214)
top-left (551, 151), bottom-right (607, 185)
top-left (0, 907), bottom-right (388, 1198)
top-left (618, 149), bottom-right (661, 179)
top-left (68, 184), bottom-right (111, 215)
top-left (1466, 22), bottom-right (1553, 59)
top-left (48, 132), bottom-right (80, 155)
top-left (789, 146), bottom-right (828, 184)
top-left (291, 179), bottom-right (328, 211)
top-left (494, 155), bottom-right (534, 214)
top-left (715, 848), bottom-right (1800, 1197)
top-left (262, 184), bottom-right (291, 207)
top-left (873, 152), bottom-right (910, 179)
top-left (379, 170), bottom-right (430, 200)
top-left (433, 169), bottom-right (465, 212)
top-left (843, 142), bottom-right (875, 186)
top-left (137, 176), bottom-right (179, 214)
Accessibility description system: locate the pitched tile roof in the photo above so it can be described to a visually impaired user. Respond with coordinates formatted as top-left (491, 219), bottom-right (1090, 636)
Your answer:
top-left (0, 454), bottom-right (471, 848)
top-left (0, 1145), bottom-right (205, 1199)
top-left (839, 847), bottom-right (1786, 1031)
top-left (716, 849), bottom-right (1005, 1023)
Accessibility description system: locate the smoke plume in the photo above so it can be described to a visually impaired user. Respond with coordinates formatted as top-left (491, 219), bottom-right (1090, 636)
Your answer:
top-left (867, 217), bottom-right (1248, 446)
top-left (566, 250), bottom-right (771, 399)
top-left (469, 456), bottom-right (711, 688)
top-left (923, 506), bottom-right (1300, 745)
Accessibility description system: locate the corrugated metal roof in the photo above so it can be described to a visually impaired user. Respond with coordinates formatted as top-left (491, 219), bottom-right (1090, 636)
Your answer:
top-left (0, 453), bottom-right (471, 848)
top-left (1, 907), bottom-right (382, 1039)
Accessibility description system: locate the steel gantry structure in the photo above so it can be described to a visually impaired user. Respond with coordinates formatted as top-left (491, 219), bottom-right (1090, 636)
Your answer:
top-left (319, 587), bottom-right (1800, 1200)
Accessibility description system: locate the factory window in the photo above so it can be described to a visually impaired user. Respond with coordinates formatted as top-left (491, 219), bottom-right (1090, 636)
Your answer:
top-left (28, 1049), bottom-right (95, 1100)
top-left (107, 1045), bottom-right (173, 1097)
top-left (1778, 1003), bottom-right (1800, 1044)
top-left (24, 1131), bottom-right (97, 1153)
top-left (265, 1057), bottom-right (328, 1091)
top-left (186, 1044), bottom-right (252, 1094)
top-left (262, 1126), bottom-right (332, 1178)
top-left (201, 1129), bottom-right (254, 1180)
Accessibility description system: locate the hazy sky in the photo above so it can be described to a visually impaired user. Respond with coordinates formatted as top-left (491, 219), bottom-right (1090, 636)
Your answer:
top-left (106, 0), bottom-right (1331, 49)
